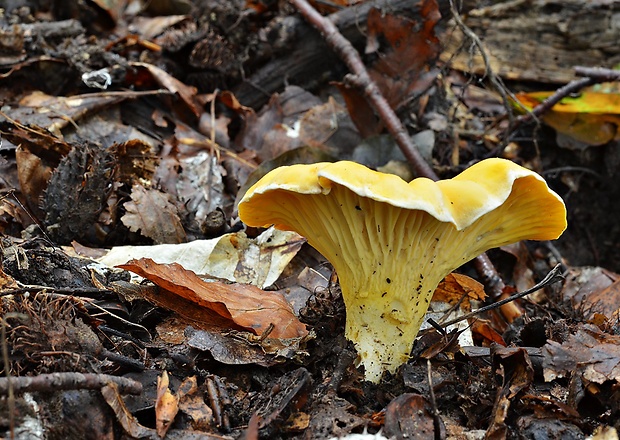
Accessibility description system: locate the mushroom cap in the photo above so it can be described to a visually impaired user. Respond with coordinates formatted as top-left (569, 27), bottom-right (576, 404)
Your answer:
top-left (239, 158), bottom-right (567, 237)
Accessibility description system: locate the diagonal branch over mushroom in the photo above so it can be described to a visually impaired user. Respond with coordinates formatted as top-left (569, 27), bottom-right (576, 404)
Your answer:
top-left (238, 159), bottom-right (567, 382)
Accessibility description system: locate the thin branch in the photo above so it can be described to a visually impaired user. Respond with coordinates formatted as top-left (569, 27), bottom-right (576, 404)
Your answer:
top-left (426, 359), bottom-right (443, 437)
top-left (437, 264), bottom-right (564, 329)
top-left (473, 253), bottom-right (506, 300)
top-left (0, 372), bottom-right (143, 395)
top-left (448, 0), bottom-right (518, 129)
top-left (574, 66), bottom-right (620, 81)
top-left (288, 0), bottom-right (436, 179)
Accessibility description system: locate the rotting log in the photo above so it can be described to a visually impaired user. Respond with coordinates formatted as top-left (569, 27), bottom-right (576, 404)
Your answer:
top-left (440, 0), bottom-right (620, 84)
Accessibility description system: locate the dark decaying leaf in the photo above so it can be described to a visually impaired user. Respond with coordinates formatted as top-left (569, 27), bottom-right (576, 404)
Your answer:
top-left (110, 139), bottom-right (158, 184)
top-left (517, 394), bottom-right (582, 435)
top-left (591, 278), bottom-right (620, 321)
top-left (366, 0), bottom-right (441, 109)
top-left (175, 151), bottom-right (227, 231)
top-left (383, 393), bottom-right (445, 439)
top-left (119, 258), bottom-right (308, 339)
top-left (177, 376), bottom-right (214, 431)
top-left (515, 415), bottom-right (585, 440)
top-left (543, 324), bottom-right (620, 384)
top-left (500, 242), bottom-right (537, 294)
top-left (0, 112), bottom-right (71, 162)
top-left (185, 326), bottom-right (282, 367)
top-left (560, 267), bottom-right (620, 321)
top-left (121, 184), bottom-right (187, 244)
top-left (252, 368), bottom-right (311, 430)
top-left (186, 321), bottom-right (309, 366)
top-left (338, 0), bottom-right (441, 134)
top-left (487, 347), bottom-right (534, 439)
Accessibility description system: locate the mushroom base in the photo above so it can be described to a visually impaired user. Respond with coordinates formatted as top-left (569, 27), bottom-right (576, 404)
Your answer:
top-left (341, 272), bottom-right (445, 383)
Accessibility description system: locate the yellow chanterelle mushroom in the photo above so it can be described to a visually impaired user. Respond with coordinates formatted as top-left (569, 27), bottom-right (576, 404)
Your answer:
top-left (238, 158), bottom-right (567, 383)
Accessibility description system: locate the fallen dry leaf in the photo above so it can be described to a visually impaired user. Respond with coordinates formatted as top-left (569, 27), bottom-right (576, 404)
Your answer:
top-left (119, 258), bottom-right (308, 339)
top-left (102, 383), bottom-right (155, 439)
top-left (121, 184), bottom-right (187, 244)
top-left (175, 150), bottom-right (226, 229)
top-left (99, 228), bottom-right (305, 288)
top-left (561, 267), bottom-right (620, 321)
top-left (470, 319), bottom-right (506, 346)
top-left (16, 90), bottom-right (125, 136)
top-left (590, 426), bottom-right (620, 440)
top-left (128, 61), bottom-right (200, 119)
top-left (131, 14), bottom-right (189, 40)
top-left (15, 145), bottom-right (52, 218)
top-left (384, 394), bottom-right (442, 439)
top-left (422, 273), bottom-right (486, 348)
top-left (156, 371), bottom-right (179, 438)
top-left (433, 273), bottom-right (486, 305)
top-left (0, 266), bottom-right (19, 290)
top-left (177, 376), bottom-right (213, 431)
top-left (514, 91), bottom-right (620, 146)
top-left (487, 348), bottom-right (534, 439)
top-left (206, 228), bottom-right (306, 287)
top-left (543, 324), bottom-right (620, 384)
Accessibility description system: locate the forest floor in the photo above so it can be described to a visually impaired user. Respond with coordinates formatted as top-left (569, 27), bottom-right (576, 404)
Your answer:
top-left (1, 0), bottom-right (620, 439)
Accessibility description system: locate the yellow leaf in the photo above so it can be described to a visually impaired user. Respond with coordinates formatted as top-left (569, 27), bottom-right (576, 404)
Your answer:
top-left (515, 91), bottom-right (620, 146)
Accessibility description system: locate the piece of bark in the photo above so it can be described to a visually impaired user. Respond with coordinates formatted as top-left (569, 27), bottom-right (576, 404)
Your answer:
top-left (44, 142), bottom-right (115, 245)
top-left (440, 0), bottom-right (620, 84)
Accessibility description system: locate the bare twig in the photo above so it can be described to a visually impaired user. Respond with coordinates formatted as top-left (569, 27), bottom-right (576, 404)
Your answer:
top-left (206, 375), bottom-right (231, 431)
top-left (473, 253), bottom-right (506, 300)
top-left (574, 66), bottom-right (620, 81)
top-left (288, 0), bottom-right (436, 179)
top-left (426, 359), bottom-right (443, 437)
top-left (0, 372), bottom-right (143, 395)
top-left (326, 348), bottom-right (357, 394)
top-left (542, 166), bottom-right (603, 180)
top-left (436, 264), bottom-right (564, 329)
top-left (448, 0), bottom-right (519, 131)
top-left (100, 348), bottom-right (145, 371)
